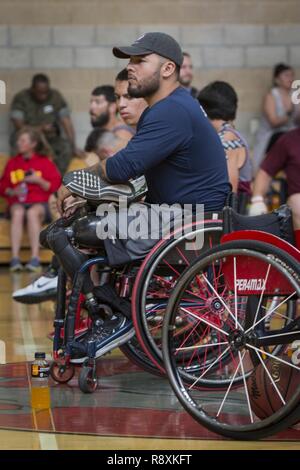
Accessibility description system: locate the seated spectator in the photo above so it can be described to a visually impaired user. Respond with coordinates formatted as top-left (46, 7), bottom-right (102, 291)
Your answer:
top-left (89, 85), bottom-right (134, 144)
top-left (0, 127), bottom-right (61, 272)
top-left (198, 81), bottom-right (252, 212)
top-left (249, 128), bottom-right (300, 237)
top-left (252, 63), bottom-right (300, 174)
top-left (84, 127), bottom-right (125, 167)
top-left (83, 127), bottom-right (123, 167)
top-left (114, 68), bottom-right (147, 129)
top-left (84, 127), bottom-right (106, 167)
top-left (10, 73), bottom-right (81, 175)
top-left (179, 52), bottom-right (198, 98)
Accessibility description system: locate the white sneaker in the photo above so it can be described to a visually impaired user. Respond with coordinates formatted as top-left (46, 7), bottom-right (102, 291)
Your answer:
top-left (12, 275), bottom-right (58, 304)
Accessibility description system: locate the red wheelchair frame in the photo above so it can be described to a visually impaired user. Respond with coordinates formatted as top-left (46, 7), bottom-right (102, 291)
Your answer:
top-left (221, 229), bottom-right (300, 295)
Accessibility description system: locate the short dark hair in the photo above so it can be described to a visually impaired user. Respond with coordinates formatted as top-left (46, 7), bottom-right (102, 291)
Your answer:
top-left (84, 128), bottom-right (108, 152)
top-left (197, 81), bottom-right (238, 121)
top-left (31, 74), bottom-right (50, 88)
top-left (273, 63), bottom-right (293, 85)
top-left (91, 85), bottom-right (116, 103)
top-left (182, 52), bottom-right (191, 58)
top-left (115, 69), bottom-right (128, 81)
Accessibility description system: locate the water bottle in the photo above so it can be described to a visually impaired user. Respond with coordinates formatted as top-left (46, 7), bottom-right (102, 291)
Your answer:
top-left (30, 352), bottom-right (51, 410)
top-left (18, 181), bottom-right (28, 203)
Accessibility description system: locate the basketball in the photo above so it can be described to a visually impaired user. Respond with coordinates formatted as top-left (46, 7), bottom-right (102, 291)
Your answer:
top-left (247, 358), bottom-right (300, 420)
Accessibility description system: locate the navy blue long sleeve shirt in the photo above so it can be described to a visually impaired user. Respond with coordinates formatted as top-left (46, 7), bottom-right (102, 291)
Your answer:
top-left (106, 87), bottom-right (230, 210)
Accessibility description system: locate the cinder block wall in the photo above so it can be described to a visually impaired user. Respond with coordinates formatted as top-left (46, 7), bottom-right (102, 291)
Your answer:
top-left (0, 0), bottom-right (300, 153)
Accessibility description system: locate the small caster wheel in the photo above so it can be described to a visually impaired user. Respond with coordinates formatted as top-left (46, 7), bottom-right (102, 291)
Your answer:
top-left (50, 361), bottom-right (75, 384)
top-left (78, 366), bottom-right (98, 393)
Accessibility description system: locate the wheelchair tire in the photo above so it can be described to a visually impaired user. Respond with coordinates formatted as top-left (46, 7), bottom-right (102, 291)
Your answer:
top-left (162, 239), bottom-right (300, 439)
top-left (50, 361), bottom-right (75, 384)
top-left (119, 338), bottom-right (163, 377)
top-left (78, 365), bottom-right (98, 394)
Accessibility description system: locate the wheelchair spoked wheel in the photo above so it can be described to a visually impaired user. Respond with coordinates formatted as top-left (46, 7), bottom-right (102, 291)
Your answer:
top-left (132, 218), bottom-right (223, 374)
top-left (246, 295), bottom-right (297, 365)
top-left (162, 240), bottom-right (300, 439)
top-left (119, 338), bottom-right (163, 377)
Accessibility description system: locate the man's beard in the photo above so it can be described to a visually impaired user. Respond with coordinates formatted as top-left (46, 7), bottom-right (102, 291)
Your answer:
top-left (128, 70), bottom-right (160, 99)
top-left (91, 110), bottom-right (110, 128)
top-left (179, 76), bottom-right (192, 87)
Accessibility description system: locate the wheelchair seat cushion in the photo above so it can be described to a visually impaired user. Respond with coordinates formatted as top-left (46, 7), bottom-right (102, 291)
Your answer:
top-left (63, 167), bottom-right (147, 203)
top-left (223, 204), bottom-right (295, 245)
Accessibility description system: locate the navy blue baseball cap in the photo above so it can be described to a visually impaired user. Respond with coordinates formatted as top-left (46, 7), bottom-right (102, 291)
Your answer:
top-left (113, 32), bottom-right (183, 67)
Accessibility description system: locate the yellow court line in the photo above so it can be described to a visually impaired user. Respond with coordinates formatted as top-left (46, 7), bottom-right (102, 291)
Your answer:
top-left (16, 303), bottom-right (58, 450)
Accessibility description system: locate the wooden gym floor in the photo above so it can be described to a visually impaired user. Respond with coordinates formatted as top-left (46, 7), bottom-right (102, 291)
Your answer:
top-left (0, 267), bottom-right (299, 450)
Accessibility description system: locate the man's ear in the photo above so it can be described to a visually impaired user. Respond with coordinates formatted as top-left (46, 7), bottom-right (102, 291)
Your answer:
top-left (161, 61), bottom-right (176, 79)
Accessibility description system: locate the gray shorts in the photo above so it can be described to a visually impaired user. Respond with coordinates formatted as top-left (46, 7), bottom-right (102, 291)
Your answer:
top-left (96, 202), bottom-right (197, 267)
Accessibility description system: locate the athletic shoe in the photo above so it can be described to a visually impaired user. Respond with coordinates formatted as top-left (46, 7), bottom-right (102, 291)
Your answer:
top-left (9, 258), bottom-right (23, 272)
top-left (25, 257), bottom-right (42, 273)
top-left (70, 312), bottom-right (135, 364)
top-left (12, 274), bottom-right (58, 304)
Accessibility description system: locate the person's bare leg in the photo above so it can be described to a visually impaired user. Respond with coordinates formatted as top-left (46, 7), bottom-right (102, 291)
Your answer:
top-left (26, 204), bottom-right (46, 259)
top-left (10, 204), bottom-right (25, 258)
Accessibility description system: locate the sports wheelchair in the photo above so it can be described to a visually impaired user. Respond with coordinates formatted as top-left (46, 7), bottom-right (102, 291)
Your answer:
top-left (49, 212), bottom-right (223, 386)
top-left (46, 167), bottom-right (300, 440)
top-left (162, 204), bottom-right (300, 440)
top-left (46, 168), bottom-right (223, 391)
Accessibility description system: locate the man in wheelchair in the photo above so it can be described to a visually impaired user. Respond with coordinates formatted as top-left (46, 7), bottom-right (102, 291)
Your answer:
top-left (40, 32), bottom-right (231, 360)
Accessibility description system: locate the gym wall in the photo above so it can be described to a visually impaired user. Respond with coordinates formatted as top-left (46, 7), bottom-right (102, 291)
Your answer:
top-left (0, 0), bottom-right (299, 152)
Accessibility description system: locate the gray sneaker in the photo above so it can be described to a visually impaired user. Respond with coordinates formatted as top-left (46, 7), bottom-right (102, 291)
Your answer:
top-left (10, 258), bottom-right (23, 272)
top-left (25, 257), bottom-right (41, 273)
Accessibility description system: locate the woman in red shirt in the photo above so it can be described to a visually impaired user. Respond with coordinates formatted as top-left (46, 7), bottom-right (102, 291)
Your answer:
top-left (0, 127), bottom-right (61, 271)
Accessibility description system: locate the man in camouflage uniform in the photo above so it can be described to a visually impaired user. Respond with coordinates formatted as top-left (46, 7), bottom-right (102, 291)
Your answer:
top-left (10, 74), bottom-right (79, 175)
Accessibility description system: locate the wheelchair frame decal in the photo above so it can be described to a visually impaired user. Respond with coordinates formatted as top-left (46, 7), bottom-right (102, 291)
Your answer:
top-left (235, 278), bottom-right (265, 291)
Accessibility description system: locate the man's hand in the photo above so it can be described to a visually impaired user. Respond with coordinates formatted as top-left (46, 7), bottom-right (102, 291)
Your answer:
top-left (57, 184), bottom-right (72, 216)
top-left (248, 196), bottom-right (268, 216)
top-left (63, 195), bottom-right (86, 218)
